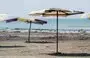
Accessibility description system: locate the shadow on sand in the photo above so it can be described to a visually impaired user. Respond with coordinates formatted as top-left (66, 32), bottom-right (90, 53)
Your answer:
top-left (25, 41), bottom-right (54, 43)
top-left (48, 52), bottom-right (90, 56)
top-left (0, 45), bottom-right (25, 48)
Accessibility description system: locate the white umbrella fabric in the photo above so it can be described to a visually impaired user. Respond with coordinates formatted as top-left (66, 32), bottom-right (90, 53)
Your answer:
top-left (0, 14), bottom-right (8, 21)
top-left (29, 8), bottom-right (84, 53)
top-left (81, 13), bottom-right (90, 19)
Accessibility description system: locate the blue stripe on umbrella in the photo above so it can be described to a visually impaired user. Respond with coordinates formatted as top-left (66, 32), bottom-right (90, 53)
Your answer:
top-left (33, 19), bottom-right (47, 24)
top-left (6, 18), bottom-right (18, 23)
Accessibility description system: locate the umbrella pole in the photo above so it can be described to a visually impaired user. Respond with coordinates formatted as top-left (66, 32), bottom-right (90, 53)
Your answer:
top-left (27, 21), bottom-right (32, 43)
top-left (56, 11), bottom-right (59, 53)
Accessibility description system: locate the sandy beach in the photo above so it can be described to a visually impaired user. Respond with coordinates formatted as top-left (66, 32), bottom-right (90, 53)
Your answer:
top-left (0, 31), bottom-right (90, 58)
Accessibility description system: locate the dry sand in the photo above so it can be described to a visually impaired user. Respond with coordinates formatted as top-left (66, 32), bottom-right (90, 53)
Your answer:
top-left (0, 31), bottom-right (90, 58)
top-left (0, 40), bottom-right (90, 58)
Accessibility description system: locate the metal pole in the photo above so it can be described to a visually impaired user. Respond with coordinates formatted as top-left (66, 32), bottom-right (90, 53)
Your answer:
top-left (56, 11), bottom-right (59, 53)
top-left (27, 21), bottom-right (32, 43)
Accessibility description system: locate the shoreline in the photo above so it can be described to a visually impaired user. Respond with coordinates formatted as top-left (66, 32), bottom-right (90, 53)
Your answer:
top-left (0, 31), bottom-right (90, 42)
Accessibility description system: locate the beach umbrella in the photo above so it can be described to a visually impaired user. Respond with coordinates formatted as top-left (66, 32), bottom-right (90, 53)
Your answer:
top-left (29, 8), bottom-right (84, 53)
top-left (1, 17), bottom-right (47, 43)
top-left (18, 18), bottom-right (47, 43)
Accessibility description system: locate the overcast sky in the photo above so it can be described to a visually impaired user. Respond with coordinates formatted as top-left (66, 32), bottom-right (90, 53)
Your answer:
top-left (0, 0), bottom-right (90, 17)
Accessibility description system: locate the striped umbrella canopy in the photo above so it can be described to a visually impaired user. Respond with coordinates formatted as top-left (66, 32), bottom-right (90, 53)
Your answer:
top-left (1, 17), bottom-right (47, 43)
top-left (29, 8), bottom-right (84, 17)
top-left (29, 8), bottom-right (84, 53)
top-left (5, 17), bottom-right (47, 24)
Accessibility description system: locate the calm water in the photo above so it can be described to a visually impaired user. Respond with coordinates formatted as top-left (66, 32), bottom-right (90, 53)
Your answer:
top-left (0, 18), bottom-right (90, 30)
